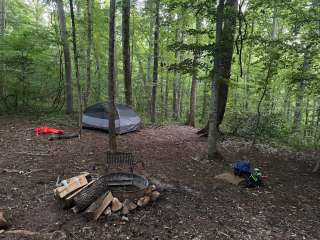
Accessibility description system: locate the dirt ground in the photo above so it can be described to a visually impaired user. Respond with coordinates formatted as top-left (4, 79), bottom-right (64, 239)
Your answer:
top-left (0, 116), bottom-right (320, 240)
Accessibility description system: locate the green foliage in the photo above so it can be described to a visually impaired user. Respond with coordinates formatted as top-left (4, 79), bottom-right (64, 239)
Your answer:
top-left (0, 0), bottom-right (319, 149)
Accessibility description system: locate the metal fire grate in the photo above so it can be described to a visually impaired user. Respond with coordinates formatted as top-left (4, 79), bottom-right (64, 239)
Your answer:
top-left (106, 151), bottom-right (144, 173)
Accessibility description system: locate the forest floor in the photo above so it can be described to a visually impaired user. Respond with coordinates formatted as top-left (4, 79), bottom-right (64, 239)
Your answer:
top-left (0, 116), bottom-right (320, 240)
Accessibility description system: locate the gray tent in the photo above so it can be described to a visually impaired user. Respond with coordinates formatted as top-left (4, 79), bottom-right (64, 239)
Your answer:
top-left (82, 102), bottom-right (141, 134)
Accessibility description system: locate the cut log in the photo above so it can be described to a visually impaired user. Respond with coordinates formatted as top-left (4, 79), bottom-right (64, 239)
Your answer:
top-left (127, 201), bottom-right (137, 211)
top-left (137, 196), bottom-right (150, 207)
top-left (0, 212), bottom-right (9, 230)
top-left (48, 133), bottom-right (79, 141)
top-left (65, 180), bottom-right (95, 201)
top-left (56, 176), bottom-right (88, 198)
top-left (111, 197), bottom-right (123, 212)
top-left (83, 193), bottom-right (106, 219)
top-left (93, 192), bottom-right (114, 220)
top-left (55, 173), bottom-right (91, 198)
top-left (151, 191), bottom-right (160, 201)
top-left (122, 199), bottom-right (130, 215)
top-left (58, 180), bottom-right (96, 209)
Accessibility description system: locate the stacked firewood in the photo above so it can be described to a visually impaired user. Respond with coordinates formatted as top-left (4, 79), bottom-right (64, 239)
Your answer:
top-left (53, 173), bottom-right (160, 221)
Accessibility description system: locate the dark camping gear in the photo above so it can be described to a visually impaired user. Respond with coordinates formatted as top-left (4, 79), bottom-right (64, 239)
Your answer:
top-left (82, 102), bottom-right (141, 134)
top-left (233, 161), bottom-right (264, 188)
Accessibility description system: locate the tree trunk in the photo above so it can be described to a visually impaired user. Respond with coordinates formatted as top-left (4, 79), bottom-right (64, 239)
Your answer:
top-left (208, 0), bottom-right (238, 159)
top-left (69, 0), bottom-right (83, 137)
top-left (108, 0), bottom-right (117, 151)
top-left (0, 0), bottom-right (5, 34)
top-left (164, 69), bottom-right (169, 120)
top-left (293, 52), bottom-right (309, 131)
top-left (122, 0), bottom-right (132, 106)
top-left (201, 76), bottom-right (209, 123)
top-left (56, 0), bottom-right (73, 114)
top-left (0, 0), bottom-right (5, 98)
top-left (84, 0), bottom-right (93, 108)
top-left (150, 0), bottom-right (160, 123)
top-left (216, 0), bottom-right (238, 128)
top-left (172, 28), bottom-right (180, 120)
top-left (186, 17), bottom-right (201, 127)
top-left (94, 46), bottom-right (101, 101)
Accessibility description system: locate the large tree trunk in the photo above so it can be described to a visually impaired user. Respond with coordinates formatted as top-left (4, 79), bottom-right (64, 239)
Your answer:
top-left (122, 0), bottom-right (132, 106)
top-left (216, 0), bottom-right (238, 128)
top-left (150, 0), bottom-right (160, 123)
top-left (69, 0), bottom-right (83, 136)
top-left (84, 0), bottom-right (93, 108)
top-left (108, 0), bottom-right (117, 151)
top-left (208, 0), bottom-right (238, 159)
top-left (186, 17), bottom-right (201, 127)
top-left (56, 0), bottom-right (73, 114)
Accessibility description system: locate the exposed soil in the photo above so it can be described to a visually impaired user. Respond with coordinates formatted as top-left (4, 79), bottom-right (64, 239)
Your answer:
top-left (0, 116), bottom-right (320, 240)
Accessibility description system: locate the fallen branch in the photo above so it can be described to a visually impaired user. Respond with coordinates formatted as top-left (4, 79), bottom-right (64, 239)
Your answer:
top-left (15, 152), bottom-right (52, 156)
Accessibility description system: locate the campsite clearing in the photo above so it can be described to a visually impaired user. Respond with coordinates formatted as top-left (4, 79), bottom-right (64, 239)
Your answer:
top-left (0, 116), bottom-right (320, 239)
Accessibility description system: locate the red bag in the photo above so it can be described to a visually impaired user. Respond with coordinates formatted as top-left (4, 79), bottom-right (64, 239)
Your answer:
top-left (34, 127), bottom-right (64, 136)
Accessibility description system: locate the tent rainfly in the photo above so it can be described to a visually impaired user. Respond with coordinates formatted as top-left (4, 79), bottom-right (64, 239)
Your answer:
top-left (82, 103), bottom-right (141, 134)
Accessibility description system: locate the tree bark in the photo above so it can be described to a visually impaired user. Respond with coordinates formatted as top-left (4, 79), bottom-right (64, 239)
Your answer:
top-left (122, 0), bottom-right (132, 106)
top-left (186, 16), bottom-right (201, 127)
top-left (69, 0), bottom-right (83, 137)
top-left (108, 0), bottom-right (117, 151)
top-left (150, 0), bottom-right (160, 123)
top-left (56, 0), bottom-right (73, 114)
top-left (84, 0), bottom-right (93, 108)
top-left (0, 0), bottom-right (5, 34)
top-left (0, 0), bottom-right (5, 99)
top-left (164, 69), bottom-right (169, 120)
top-left (172, 28), bottom-right (180, 120)
top-left (208, 0), bottom-right (238, 159)
top-left (293, 51), bottom-right (309, 131)
top-left (94, 47), bottom-right (101, 102)
top-left (216, 0), bottom-right (238, 128)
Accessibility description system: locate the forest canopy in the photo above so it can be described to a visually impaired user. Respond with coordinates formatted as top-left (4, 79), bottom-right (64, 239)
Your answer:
top-left (0, 0), bottom-right (319, 148)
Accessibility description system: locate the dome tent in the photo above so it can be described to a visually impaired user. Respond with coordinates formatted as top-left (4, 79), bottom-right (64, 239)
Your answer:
top-left (82, 102), bottom-right (141, 134)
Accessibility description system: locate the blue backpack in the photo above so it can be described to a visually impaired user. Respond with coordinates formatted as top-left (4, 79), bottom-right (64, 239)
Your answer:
top-left (233, 160), bottom-right (251, 177)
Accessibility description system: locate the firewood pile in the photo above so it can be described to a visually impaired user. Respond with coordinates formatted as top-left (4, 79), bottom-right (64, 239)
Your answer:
top-left (53, 172), bottom-right (161, 222)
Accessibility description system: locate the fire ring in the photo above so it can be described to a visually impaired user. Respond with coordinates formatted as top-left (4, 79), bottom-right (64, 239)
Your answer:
top-left (73, 173), bottom-right (149, 212)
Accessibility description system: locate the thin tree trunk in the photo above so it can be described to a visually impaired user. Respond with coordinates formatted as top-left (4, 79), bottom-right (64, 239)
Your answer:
top-left (122, 0), bottom-right (132, 106)
top-left (69, 0), bottom-right (83, 137)
top-left (56, 0), bottom-right (73, 114)
top-left (108, 0), bottom-right (117, 151)
top-left (84, 0), bottom-right (93, 108)
top-left (0, 0), bottom-right (5, 98)
top-left (0, 0), bottom-right (5, 34)
top-left (172, 28), bottom-right (180, 120)
top-left (150, 0), bottom-right (160, 123)
top-left (201, 76), bottom-right (209, 122)
top-left (293, 52), bottom-right (309, 131)
top-left (186, 17), bottom-right (201, 127)
top-left (94, 47), bottom-right (101, 102)
top-left (164, 69), bottom-right (169, 120)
